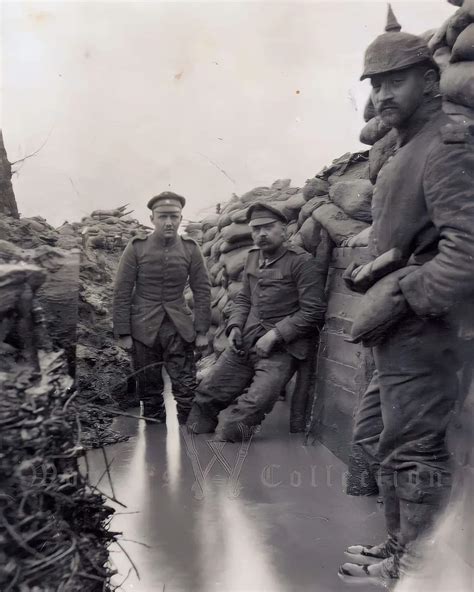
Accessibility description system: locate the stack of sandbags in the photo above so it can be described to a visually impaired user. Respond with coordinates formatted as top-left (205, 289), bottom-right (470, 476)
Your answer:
top-left (296, 151), bottom-right (373, 248)
top-left (80, 205), bottom-right (151, 251)
top-left (430, 1), bottom-right (474, 116)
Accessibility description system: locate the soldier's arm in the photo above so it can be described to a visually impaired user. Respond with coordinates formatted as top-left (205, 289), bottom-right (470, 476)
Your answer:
top-left (275, 254), bottom-right (327, 343)
top-left (226, 261), bottom-right (251, 334)
top-left (188, 243), bottom-right (212, 335)
top-left (399, 131), bottom-right (474, 317)
top-left (113, 241), bottom-right (138, 337)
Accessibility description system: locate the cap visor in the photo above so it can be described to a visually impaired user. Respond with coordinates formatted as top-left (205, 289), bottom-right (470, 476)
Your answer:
top-left (248, 217), bottom-right (279, 227)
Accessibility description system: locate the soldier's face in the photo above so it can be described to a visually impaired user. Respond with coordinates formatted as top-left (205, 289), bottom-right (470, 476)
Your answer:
top-left (151, 209), bottom-right (182, 238)
top-left (371, 67), bottom-right (426, 128)
top-left (251, 221), bottom-right (286, 254)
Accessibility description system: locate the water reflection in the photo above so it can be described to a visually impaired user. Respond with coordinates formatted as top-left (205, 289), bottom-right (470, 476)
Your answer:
top-left (84, 395), bottom-right (386, 591)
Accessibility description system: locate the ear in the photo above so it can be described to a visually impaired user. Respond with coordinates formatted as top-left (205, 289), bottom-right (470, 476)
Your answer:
top-left (423, 69), bottom-right (438, 95)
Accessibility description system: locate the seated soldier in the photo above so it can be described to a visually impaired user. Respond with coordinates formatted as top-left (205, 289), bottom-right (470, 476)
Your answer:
top-left (187, 202), bottom-right (326, 441)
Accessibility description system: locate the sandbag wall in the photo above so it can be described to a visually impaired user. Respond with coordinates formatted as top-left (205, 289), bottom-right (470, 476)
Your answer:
top-left (187, 160), bottom-right (375, 380)
top-left (431, 0), bottom-right (474, 116)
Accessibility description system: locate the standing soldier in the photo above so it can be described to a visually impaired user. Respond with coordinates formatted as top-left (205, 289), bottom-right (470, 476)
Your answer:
top-left (339, 7), bottom-right (474, 586)
top-left (113, 192), bottom-right (211, 425)
top-left (186, 203), bottom-right (326, 442)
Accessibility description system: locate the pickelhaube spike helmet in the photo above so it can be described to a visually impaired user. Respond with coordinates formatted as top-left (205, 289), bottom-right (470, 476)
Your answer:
top-left (360, 4), bottom-right (436, 81)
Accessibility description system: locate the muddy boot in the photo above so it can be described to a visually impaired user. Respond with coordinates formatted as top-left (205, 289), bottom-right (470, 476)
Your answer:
top-left (339, 554), bottom-right (399, 586)
top-left (186, 403), bottom-right (218, 434)
top-left (345, 473), bottom-right (400, 565)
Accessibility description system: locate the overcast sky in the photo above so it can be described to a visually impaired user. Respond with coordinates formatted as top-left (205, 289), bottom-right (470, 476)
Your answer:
top-left (2, 0), bottom-right (454, 227)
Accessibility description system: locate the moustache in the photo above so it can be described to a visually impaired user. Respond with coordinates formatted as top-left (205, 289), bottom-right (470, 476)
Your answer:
top-left (379, 103), bottom-right (399, 113)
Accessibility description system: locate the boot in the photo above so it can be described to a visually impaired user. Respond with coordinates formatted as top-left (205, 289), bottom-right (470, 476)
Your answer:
top-left (339, 554), bottom-right (400, 585)
top-left (345, 472), bottom-right (401, 564)
top-left (186, 403), bottom-right (218, 434)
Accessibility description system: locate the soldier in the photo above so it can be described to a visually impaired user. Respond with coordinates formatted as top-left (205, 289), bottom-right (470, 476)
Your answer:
top-left (113, 192), bottom-right (211, 425)
top-left (187, 202), bottom-right (326, 442)
top-left (339, 7), bottom-right (474, 586)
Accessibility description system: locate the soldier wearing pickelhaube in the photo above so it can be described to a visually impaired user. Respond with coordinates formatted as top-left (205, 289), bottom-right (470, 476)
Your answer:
top-left (339, 5), bottom-right (474, 586)
top-left (113, 192), bottom-right (211, 424)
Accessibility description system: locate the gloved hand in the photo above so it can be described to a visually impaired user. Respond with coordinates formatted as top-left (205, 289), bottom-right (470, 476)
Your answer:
top-left (348, 266), bottom-right (418, 347)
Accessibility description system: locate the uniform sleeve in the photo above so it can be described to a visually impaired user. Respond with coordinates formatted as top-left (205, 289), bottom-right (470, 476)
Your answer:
top-left (399, 139), bottom-right (474, 317)
top-left (113, 241), bottom-right (138, 337)
top-left (226, 262), bottom-right (251, 334)
top-left (275, 255), bottom-right (327, 343)
top-left (189, 243), bottom-right (211, 334)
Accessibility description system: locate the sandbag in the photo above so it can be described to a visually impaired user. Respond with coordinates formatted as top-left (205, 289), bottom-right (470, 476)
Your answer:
top-left (296, 217), bottom-right (322, 254)
top-left (328, 155), bottom-right (370, 186)
top-left (464, 0), bottom-right (474, 19)
top-left (230, 208), bottom-right (249, 224)
top-left (298, 195), bottom-right (330, 226)
top-left (203, 226), bottom-right (218, 243)
top-left (359, 117), bottom-right (391, 146)
top-left (215, 267), bottom-right (228, 287)
top-left (240, 187), bottom-right (271, 204)
top-left (221, 223), bottom-right (252, 244)
top-left (217, 292), bottom-right (229, 312)
top-left (451, 23), bottom-right (474, 61)
top-left (302, 177), bottom-right (330, 201)
top-left (282, 193), bottom-right (306, 221)
top-left (211, 305), bottom-right (221, 326)
top-left (429, 17), bottom-right (451, 53)
top-left (446, 9), bottom-right (472, 48)
top-left (434, 46), bottom-right (453, 73)
top-left (185, 222), bottom-right (202, 232)
top-left (329, 179), bottom-right (373, 223)
top-left (202, 241), bottom-right (213, 257)
top-left (312, 203), bottom-right (369, 247)
top-left (209, 261), bottom-right (224, 281)
top-left (227, 281), bottom-right (243, 301)
top-left (220, 246), bottom-right (251, 280)
top-left (286, 222), bottom-right (299, 238)
top-left (369, 129), bottom-right (398, 184)
top-left (271, 179), bottom-right (291, 190)
top-left (441, 61), bottom-right (474, 108)
top-left (210, 237), bottom-right (225, 258)
top-left (201, 214), bottom-right (220, 232)
top-left (217, 212), bottom-right (233, 230)
top-left (211, 286), bottom-right (222, 304)
top-left (220, 238), bottom-right (254, 254)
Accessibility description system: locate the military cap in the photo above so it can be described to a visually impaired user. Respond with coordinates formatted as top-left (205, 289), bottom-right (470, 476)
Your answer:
top-left (246, 202), bottom-right (287, 227)
top-left (147, 191), bottom-right (186, 211)
top-left (361, 4), bottom-right (437, 81)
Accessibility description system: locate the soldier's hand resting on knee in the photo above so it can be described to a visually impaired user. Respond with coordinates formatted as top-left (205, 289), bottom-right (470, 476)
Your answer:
top-left (229, 327), bottom-right (243, 353)
top-left (117, 335), bottom-right (133, 350)
top-left (255, 329), bottom-right (280, 358)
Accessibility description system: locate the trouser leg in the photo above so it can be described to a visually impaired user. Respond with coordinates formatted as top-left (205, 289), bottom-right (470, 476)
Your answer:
top-left (159, 318), bottom-right (198, 425)
top-left (216, 351), bottom-right (296, 441)
top-left (133, 338), bottom-right (166, 421)
top-left (187, 348), bottom-right (254, 433)
top-left (374, 314), bottom-right (460, 575)
top-left (348, 371), bottom-right (383, 495)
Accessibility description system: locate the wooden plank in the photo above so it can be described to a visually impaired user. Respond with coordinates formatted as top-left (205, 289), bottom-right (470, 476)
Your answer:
top-left (317, 357), bottom-right (358, 393)
top-left (319, 330), bottom-right (366, 368)
top-left (326, 291), bottom-right (361, 324)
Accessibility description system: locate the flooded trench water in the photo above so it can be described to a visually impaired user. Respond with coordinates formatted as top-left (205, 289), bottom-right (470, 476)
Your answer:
top-left (83, 387), bottom-right (385, 592)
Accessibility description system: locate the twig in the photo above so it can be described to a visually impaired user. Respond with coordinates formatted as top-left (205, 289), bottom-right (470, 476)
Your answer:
top-left (11, 126), bottom-right (54, 167)
top-left (113, 567), bottom-right (132, 590)
top-left (119, 538), bottom-right (152, 549)
top-left (101, 447), bottom-right (117, 500)
top-left (63, 390), bottom-right (79, 413)
top-left (115, 541), bottom-right (140, 581)
top-left (86, 404), bottom-right (163, 424)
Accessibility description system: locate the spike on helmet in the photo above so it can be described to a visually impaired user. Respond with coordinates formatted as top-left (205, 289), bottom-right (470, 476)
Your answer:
top-left (360, 4), bottom-right (436, 81)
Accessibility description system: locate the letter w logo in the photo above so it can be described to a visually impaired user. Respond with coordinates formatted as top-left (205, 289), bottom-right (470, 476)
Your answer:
top-left (181, 425), bottom-right (257, 499)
